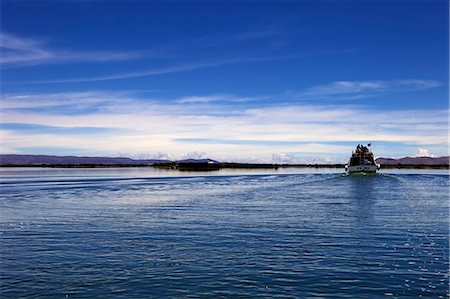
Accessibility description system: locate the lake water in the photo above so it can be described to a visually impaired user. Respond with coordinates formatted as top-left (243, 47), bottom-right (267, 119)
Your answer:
top-left (1, 167), bottom-right (448, 298)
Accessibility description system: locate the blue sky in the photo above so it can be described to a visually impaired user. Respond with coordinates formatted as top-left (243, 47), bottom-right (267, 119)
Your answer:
top-left (1, 0), bottom-right (448, 163)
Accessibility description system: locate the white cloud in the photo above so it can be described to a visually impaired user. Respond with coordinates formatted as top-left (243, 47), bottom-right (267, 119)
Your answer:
top-left (118, 151), bottom-right (210, 161)
top-left (179, 151), bottom-right (209, 160)
top-left (301, 155), bottom-right (339, 164)
top-left (415, 148), bottom-right (436, 157)
top-left (272, 152), bottom-right (300, 164)
top-left (1, 91), bottom-right (448, 161)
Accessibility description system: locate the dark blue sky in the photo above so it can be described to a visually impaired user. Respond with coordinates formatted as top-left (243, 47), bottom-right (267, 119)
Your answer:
top-left (1, 1), bottom-right (448, 161)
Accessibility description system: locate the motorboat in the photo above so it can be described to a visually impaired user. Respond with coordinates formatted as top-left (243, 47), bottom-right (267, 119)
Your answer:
top-left (345, 143), bottom-right (380, 174)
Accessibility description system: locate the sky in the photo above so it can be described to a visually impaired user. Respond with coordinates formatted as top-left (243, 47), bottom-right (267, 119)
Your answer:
top-left (0, 0), bottom-right (448, 163)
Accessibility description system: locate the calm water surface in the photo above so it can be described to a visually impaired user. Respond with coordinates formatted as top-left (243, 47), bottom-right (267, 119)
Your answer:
top-left (1, 167), bottom-right (448, 298)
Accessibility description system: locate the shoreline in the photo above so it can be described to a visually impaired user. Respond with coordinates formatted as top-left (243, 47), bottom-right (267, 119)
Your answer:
top-left (0, 163), bottom-right (448, 170)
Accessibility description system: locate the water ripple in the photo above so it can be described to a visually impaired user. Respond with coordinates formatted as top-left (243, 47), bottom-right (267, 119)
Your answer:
top-left (1, 169), bottom-right (448, 298)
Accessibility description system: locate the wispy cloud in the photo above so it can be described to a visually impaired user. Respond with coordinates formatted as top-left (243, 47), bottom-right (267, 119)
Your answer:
top-left (175, 94), bottom-right (268, 104)
top-left (0, 123), bottom-right (124, 135)
top-left (2, 29), bottom-right (359, 84)
top-left (0, 32), bottom-right (144, 67)
top-left (0, 91), bottom-right (140, 116)
top-left (18, 54), bottom-right (311, 84)
top-left (290, 79), bottom-right (442, 101)
top-left (188, 28), bottom-right (281, 49)
top-left (176, 95), bottom-right (230, 104)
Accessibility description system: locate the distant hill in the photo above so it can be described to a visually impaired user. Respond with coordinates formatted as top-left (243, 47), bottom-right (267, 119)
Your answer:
top-left (0, 154), bottom-right (168, 166)
top-left (0, 154), bottom-right (222, 166)
top-left (1, 154), bottom-right (448, 168)
top-left (376, 156), bottom-right (449, 166)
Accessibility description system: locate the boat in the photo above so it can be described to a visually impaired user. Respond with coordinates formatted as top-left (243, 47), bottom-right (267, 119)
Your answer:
top-left (345, 143), bottom-right (380, 174)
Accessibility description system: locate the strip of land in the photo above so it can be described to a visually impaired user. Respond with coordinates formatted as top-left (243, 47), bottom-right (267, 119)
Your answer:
top-left (0, 154), bottom-right (448, 169)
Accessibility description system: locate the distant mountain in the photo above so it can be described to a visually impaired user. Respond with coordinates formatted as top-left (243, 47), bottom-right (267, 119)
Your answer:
top-left (0, 154), bottom-right (169, 166)
top-left (376, 156), bottom-right (449, 166)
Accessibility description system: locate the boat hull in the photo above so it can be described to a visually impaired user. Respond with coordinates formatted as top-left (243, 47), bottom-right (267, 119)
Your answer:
top-left (347, 165), bottom-right (378, 174)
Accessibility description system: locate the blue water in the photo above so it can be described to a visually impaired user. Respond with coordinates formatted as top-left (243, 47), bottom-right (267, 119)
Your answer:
top-left (1, 168), bottom-right (448, 298)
